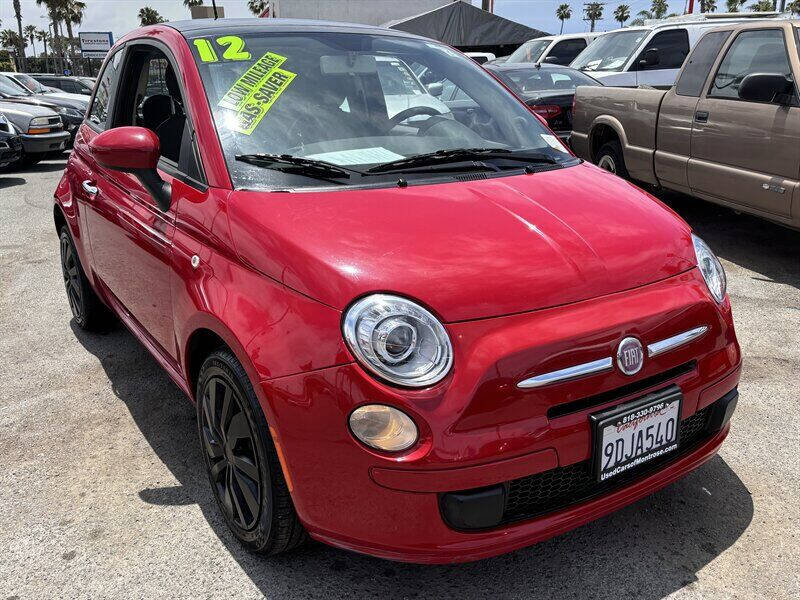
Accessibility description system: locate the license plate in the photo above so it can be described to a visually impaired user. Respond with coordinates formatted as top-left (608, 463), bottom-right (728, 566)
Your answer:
top-left (591, 388), bottom-right (682, 482)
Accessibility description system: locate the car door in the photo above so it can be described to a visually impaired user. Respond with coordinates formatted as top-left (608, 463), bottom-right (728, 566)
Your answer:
top-left (633, 29), bottom-right (689, 88)
top-left (654, 30), bottom-right (732, 192)
top-left (688, 26), bottom-right (800, 218)
top-left (76, 42), bottom-right (207, 360)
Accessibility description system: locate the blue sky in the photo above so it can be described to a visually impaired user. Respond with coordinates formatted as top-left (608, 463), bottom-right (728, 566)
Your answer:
top-left (1, 0), bottom-right (690, 44)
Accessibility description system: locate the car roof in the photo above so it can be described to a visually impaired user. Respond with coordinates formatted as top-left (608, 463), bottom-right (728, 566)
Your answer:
top-left (163, 17), bottom-right (421, 39)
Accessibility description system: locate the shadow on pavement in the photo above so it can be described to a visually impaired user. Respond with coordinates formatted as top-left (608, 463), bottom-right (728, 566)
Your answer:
top-left (0, 176), bottom-right (26, 189)
top-left (656, 190), bottom-right (800, 292)
top-left (71, 315), bottom-right (754, 599)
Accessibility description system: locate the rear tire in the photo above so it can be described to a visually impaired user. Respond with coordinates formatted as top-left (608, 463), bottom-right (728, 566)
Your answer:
top-left (59, 226), bottom-right (112, 331)
top-left (596, 140), bottom-right (629, 179)
top-left (197, 349), bottom-right (307, 555)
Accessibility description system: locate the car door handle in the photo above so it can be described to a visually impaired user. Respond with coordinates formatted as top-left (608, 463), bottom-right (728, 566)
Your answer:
top-left (694, 111), bottom-right (709, 123)
top-left (82, 180), bottom-right (98, 196)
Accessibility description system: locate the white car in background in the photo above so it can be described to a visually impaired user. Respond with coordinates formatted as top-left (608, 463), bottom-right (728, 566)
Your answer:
top-left (1, 71), bottom-right (89, 104)
top-left (507, 33), bottom-right (603, 66)
top-left (569, 13), bottom-right (782, 88)
top-left (374, 56), bottom-right (451, 120)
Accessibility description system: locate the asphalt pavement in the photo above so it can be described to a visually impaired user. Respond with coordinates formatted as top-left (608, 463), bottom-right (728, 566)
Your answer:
top-left (1, 157), bottom-right (798, 599)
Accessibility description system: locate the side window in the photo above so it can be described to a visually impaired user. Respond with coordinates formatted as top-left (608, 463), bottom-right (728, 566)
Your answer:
top-left (62, 80), bottom-right (77, 93)
top-left (547, 39), bottom-right (587, 64)
top-left (676, 31), bottom-right (731, 97)
top-left (111, 44), bottom-right (203, 183)
top-left (710, 29), bottom-right (792, 100)
top-left (636, 29), bottom-right (690, 71)
top-left (88, 50), bottom-right (123, 129)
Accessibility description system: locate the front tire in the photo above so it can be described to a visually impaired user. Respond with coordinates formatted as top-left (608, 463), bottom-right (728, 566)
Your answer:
top-left (197, 349), bottom-right (306, 555)
top-left (596, 140), bottom-right (629, 179)
top-left (59, 226), bottom-right (111, 330)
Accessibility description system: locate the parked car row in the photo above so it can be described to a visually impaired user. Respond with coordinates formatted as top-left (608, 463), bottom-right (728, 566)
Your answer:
top-left (0, 72), bottom-right (90, 168)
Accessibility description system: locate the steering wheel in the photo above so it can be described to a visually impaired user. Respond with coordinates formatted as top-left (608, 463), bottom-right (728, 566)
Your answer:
top-left (385, 106), bottom-right (444, 131)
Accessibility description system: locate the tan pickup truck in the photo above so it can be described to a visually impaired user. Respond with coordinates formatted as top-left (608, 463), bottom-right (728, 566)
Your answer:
top-left (571, 19), bottom-right (800, 230)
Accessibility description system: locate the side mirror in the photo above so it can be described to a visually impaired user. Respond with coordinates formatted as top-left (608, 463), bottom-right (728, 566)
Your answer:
top-left (89, 126), bottom-right (171, 211)
top-left (542, 55), bottom-right (560, 64)
top-left (738, 73), bottom-right (794, 104)
top-left (426, 82), bottom-right (444, 97)
top-left (638, 48), bottom-right (660, 69)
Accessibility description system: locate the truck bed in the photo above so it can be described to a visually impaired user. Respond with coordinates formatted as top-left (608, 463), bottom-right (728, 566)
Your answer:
top-left (570, 86), bottom-right (668, 185)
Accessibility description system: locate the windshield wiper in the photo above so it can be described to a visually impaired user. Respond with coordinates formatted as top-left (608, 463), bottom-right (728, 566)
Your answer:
top-left (365, 148), bottom-right (558, 174)
top-left (235, 153), bottom-right (361, 182)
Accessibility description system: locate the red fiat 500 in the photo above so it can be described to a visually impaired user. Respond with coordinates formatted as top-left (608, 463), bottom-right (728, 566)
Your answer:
top-left (55, 19), bottom-right (740, 563)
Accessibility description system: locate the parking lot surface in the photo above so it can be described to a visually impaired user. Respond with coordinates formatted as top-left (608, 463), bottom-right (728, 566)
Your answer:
top-left (1, 158), bottom-right (798, 599)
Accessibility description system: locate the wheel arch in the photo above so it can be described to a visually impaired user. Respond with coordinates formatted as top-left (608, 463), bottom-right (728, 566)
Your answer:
top-left (589, 117), bottom-right (627, 163)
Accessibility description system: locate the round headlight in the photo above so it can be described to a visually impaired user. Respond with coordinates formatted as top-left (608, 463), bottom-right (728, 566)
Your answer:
top-left (343, 294), bottom-right (453, 387)
top-left (349, 404), bottom-right (418, 452)
top-left (692, 234), bottom-right (726, 303)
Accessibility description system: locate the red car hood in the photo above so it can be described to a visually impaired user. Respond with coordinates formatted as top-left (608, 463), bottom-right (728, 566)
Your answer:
top-left (228, 163), bottom-right (695, 322)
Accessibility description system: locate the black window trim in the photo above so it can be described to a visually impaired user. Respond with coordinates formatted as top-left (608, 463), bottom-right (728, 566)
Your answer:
top-left (106, 37), bottom-right (208, 191)
top-left (706, 26), bottom-right (799, 106)
top-left (85, 43), bottom-right (127, 134)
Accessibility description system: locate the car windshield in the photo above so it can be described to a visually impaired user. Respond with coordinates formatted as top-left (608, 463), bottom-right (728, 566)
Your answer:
top-left (571, 30), bottom-right (648, 72)
top-left (11, 73), bottom-right (47, 94)
top-left (191, 31), bottom-right (572, 189)
top-left (491, 66), bottom-right (600, 94)
top-left (507, 39), bottom-right (552, 63)
top-left (0, 75), bottom-right (32, 97)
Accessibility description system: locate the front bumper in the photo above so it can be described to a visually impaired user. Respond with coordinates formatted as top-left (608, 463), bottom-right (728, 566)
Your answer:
top-left (0, 135), bottom-right (22, 167)
top-left (261, 268), bottom-right (740, 563)
top-left (20, 130), bottom-right (70, 154)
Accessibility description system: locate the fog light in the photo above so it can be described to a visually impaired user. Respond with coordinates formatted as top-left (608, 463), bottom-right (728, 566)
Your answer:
top-left (349, 404), bottom-right (418, 452)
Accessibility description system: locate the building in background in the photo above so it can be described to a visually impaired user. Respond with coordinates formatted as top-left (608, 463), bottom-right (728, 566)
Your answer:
top-left (269, 0), bottom-right (454, 27)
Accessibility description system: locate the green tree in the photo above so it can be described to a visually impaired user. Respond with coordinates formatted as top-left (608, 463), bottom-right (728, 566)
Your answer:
top-left (584, 2), bottom-right (603, 32)
top-left (651, 0), bottom-right (669, 18)
top-left (556, 4), bottom-right (572, 34)
top-left (248, 0), bottom-right (269, 16)
top-left (614, 4), bottom-right (631, 26)
top-left (0, 29), bottom-right (26, 69)
top-left (24, 24), bottom-right (37, 57)
top-left (700, 0), bottom-right (717, 11)
top-left (184, 0), bottom-right (204, 9)
top-left (139, 7), bottom-right (167, 26)
top-left (749, 0), bottom-right (773, 8)
top-left (788, 0), bottom-right (800, 13)
top-left (726, 0), bottom-right (745, 11)
top-left (36, 1), bottom-right (64, 72)
top-left (12, 0), bottom-right (26, 70)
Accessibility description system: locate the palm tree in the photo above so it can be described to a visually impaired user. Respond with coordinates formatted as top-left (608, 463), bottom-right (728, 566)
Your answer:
top-left (36, 28), bottom-right (50, 71)
top-left (700, 0), bottom-right (717, 11)
top-left (650, 0), bottom-right (669, 18)
top-left (788, 0), bottom-right (800, 13)
top-left (0, 29), bottom-right (26, 69)
top-left (614, 4), bottom-right (631, 26)
top-left (555, 4), bottom-right (572, 35)
top-left (248, 0), bottom-right (269, 16)
top-left (139, 7), bottom-right (167, 26)
top-left (24, 24), bottom-right (37, 57)
top-left (59, 0), bottom-right (85, 63)
top-left (584, 2), bottom-right (603, 32)
top-left (184, 0), bottom-right (204, 11)
top-left (749, 0), bottom-right (773, 8)
top-left (726, 0), bottom-right (744, 10)
top-left (36, 0), bottom-right (63, 72)
top-left (12, 0), bottom-right (26, 70)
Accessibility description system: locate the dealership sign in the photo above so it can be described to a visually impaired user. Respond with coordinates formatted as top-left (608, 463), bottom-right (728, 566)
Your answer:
top-left (79, 32), bottom-right (114, 59)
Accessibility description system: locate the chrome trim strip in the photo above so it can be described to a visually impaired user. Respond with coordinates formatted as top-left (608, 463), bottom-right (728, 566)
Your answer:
top-left (647, 326), bottom-right (709, 358)
top-left (517, 357), bottom-right (613, 389)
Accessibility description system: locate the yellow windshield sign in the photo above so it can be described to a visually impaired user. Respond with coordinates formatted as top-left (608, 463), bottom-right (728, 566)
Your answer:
top-left (218, 51), bottom-right (296, 135)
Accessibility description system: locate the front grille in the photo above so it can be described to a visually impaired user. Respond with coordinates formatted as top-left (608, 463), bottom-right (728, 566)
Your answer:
top-left (502, 406), bottom-right (711, 524)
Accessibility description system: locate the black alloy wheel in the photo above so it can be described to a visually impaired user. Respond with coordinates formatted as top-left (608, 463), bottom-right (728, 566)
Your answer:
top-left (200, 375), bottom-right (262, 530)
top-left (58, 226), bottom-right (110, 330)
top-left (61, 233), bottom-right (83, 322)
top-left (196, 350), bottom-right (307, 555)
